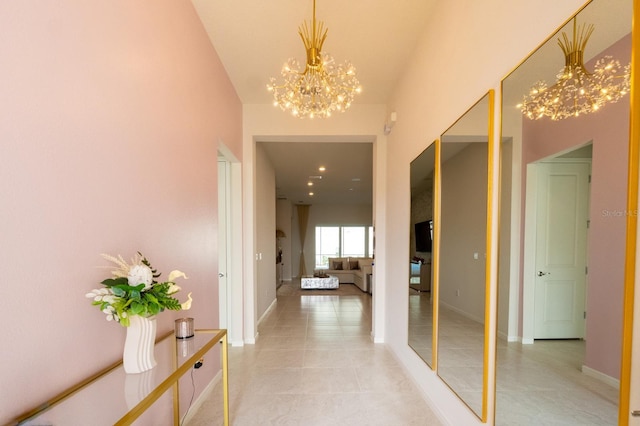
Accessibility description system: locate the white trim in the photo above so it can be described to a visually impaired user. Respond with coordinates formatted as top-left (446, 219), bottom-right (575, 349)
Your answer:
top-left (522, 164), bottom-right (538, 343)
top-left (258, 297), bottom-right (278, 325)
top-left (507, 135), bottom-right (522, 342)
top-left (439, 300), bottom-right (485, 325)
top-left (389, 344), bottom-right (482, 426)
top-left (497, 330), bottom-right (520, 343)
top-left (582, 365), bottom-right (620, 389)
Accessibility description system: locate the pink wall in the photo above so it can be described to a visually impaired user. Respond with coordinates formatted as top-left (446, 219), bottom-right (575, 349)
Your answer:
top-left (522, 34), bottom-right (631, 379)
top-left (0, 1), bottom-right (241, 422)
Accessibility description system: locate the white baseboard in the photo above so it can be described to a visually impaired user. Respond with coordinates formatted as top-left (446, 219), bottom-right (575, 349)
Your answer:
top-left (582, 365), bottom-right (620, 389)
top-left (497, 330), bottom-right (521, 343)
top-left (180, 370), bottom-right (222, 425)
top-left (521, 337), bottom-right (534, 344)
top-left (230, 339), bottom-right (244, 347)
top-left (439, 300), bottom-right (484, 325)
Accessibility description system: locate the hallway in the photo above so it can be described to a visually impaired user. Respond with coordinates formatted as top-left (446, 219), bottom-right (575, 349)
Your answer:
top-left (187, 281), bottom-right (442, 425)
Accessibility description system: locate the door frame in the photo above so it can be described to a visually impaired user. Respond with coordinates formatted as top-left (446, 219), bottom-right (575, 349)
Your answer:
top-left (218, 143), bottom-right (244, 346)
top-left (522, 156), bottom-right (591, 344)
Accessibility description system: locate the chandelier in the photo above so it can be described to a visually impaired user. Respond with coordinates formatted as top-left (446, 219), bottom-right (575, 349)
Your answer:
top-left (267, 0), bottom-right (362, 119)
top-left (518, 18), bottom-right (630, 121)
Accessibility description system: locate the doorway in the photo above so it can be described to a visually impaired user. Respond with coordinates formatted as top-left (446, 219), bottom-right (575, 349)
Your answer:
top-left (217, 145), bottom-right (244, 346)
top-left (522, 145), bottom-right (592, 343)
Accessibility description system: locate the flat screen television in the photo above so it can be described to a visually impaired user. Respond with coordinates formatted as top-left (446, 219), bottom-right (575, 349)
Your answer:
top-left (415, 220), bottom-right (433, 252)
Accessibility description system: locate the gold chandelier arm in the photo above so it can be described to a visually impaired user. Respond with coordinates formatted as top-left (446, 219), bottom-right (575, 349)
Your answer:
top-left (267, 0), bottom-right (361, 119)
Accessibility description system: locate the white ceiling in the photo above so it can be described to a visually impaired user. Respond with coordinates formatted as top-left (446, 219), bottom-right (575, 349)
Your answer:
top-left (192, 0), bottom-right (437, 105)
top-left (192, 0), bottom-right (630, 206)
top-left (262, 141), bottom-right (373, 205)
top-left (192, 0), bottom-right (437, 205)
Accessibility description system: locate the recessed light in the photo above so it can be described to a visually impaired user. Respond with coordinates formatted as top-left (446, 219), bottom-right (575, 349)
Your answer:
top-left (318, 166), bottom-right (326, 172)
top-left (309, 192), bottom-right (314, 196)
top-left (307, 182), bottom-right (314, 186)
top-left (352, 178), bottom-right (361, 182)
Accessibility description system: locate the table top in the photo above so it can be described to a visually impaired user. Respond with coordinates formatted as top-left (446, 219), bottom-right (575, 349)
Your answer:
top-left (15, 330), bottom-right (225, 426)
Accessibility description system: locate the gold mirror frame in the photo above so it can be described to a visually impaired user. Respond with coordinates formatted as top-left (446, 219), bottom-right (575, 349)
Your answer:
top-left (408, 141), bottom-right (437, 368)
top-left (436, 90), bottom-right (495, 421)
top-left (496, 0), bottom-right (637, 423)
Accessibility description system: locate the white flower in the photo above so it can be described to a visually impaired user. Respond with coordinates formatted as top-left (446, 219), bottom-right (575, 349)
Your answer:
top-left (128, 264), bottom-right (154, 290)
top-left (168, 270), bottom-right (188, 282)
top-left (180, 292), bottom-right (193, 310)
top-left (86, 288), bottom-right (114, 302)
top-left (102, 306), bottom-right (116, 322)
top-left (167, 283), bottom-right (181, 295)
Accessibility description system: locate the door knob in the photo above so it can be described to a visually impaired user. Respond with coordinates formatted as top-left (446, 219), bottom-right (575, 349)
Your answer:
top-left (537, 271), bottom-right (550, 276)
top-left (219, 273), bottom-right (225, 278)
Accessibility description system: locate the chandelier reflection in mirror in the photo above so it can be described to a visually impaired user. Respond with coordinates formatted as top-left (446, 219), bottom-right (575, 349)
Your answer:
top-left (267, 0), bottom-right (362, 119)
top-left (518, 18), bottom-right (630, 120)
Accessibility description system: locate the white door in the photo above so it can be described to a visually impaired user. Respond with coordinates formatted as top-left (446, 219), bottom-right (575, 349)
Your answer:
top-left (218, 158), bottom-right (230, 329)
top-left (533, 162), bottom-right (590, 339)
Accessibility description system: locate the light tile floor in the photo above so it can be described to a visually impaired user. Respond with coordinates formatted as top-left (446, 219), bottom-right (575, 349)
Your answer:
top-left (187, 282), bottom-right (619, 425)
top-left (186, 281), bottom-right (442, 426)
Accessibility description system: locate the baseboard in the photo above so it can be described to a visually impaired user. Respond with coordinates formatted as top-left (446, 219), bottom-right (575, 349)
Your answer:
top-left (371, 331), bottom-right (384, 343)
top-left (582, 365), bottom-right (620, 389)
top-left (497, 330), bottom-right (521, 343)
top-left (439, 300), bottom-right (484, 325)
top-left (180, 370), bottom-right (222, 425)
top-left (258, 298), bottom-right (278, 325)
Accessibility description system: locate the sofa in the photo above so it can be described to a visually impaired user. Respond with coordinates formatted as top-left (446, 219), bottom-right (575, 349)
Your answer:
top-left (321, 257), bottom-right (373, 292)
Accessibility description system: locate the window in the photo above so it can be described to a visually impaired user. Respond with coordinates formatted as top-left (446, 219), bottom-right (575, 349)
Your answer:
top-left (315, 226), bottom-right (373, 268)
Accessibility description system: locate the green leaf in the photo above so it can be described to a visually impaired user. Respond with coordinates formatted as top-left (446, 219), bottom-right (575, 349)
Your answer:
top-left (148, 303), bottom-right (160, 316)
top-left (101, 277), bottom-right (128, 287)
top-left (129, 302), bottom-right (144, 315)
top-left (111, 286), bottom-right (126, 297)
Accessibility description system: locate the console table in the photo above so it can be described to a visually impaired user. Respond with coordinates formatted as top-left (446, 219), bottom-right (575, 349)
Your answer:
top-left (11, 329), bottom-right (228, 426)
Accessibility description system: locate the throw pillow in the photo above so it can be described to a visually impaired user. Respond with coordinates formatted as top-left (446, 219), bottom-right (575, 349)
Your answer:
top-left (348, 259), bottom-right (359, 270)
top-left (332, 261), bottom-right (343, 270)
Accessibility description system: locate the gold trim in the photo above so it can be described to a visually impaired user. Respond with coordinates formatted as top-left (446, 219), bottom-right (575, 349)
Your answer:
top-left (9, 330), bottom-right (174, 425)
top-left (172, 335), bottom-right (180, 425)
top-left (619, 0), bottom-right (639, 423)
top-left (9, 329), bottom-right (228, 426)
top-left (432, 138), bottom-right (442, 371)
top-left (436, 92), bottom-right (492, 420)
top-left (483, 89), bottom-right (496, 424)
top-left (115, 329), bottom-right (227, 425)
top-left (222, 334), bottom-right (230, 425)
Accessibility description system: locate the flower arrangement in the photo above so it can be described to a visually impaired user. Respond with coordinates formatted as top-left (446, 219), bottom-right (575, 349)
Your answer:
top-left (86, 252), bottom-right (192, 327)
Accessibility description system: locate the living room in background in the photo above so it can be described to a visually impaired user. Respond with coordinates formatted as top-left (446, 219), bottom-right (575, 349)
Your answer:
top-left (315, 225), bottom-right (373, 268)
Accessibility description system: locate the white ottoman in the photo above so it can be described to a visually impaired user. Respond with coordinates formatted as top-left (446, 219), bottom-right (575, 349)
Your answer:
top-left (301, 275), bottom-right (339, 289)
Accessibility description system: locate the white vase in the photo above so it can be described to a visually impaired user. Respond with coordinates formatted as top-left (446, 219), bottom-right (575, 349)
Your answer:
top-left (123, 315), bottom-right (157, 374)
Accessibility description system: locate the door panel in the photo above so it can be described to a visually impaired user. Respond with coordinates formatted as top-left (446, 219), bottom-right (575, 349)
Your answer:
top-left (534, 162), bottom-right (589, 339)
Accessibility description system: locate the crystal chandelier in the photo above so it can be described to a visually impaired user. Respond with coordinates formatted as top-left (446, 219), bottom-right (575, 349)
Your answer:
top-left (267, 0), bottom-right (362, 119)
top-left (518, 18), bottom-right (630, 121)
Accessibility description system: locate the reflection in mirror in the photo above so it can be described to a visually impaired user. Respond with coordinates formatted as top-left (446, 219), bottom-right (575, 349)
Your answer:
top-left (409, 142), bottom-right (436, 367)
top-left (497, 0), bottom-right (631, 424)
top-left (438, 92), bottom-right (492, 419)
